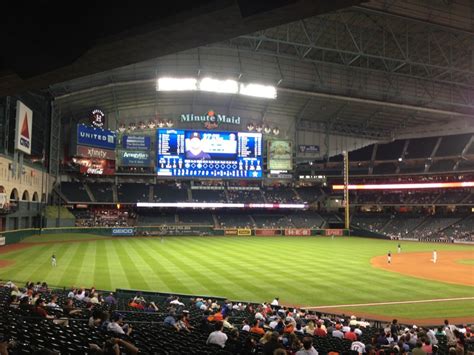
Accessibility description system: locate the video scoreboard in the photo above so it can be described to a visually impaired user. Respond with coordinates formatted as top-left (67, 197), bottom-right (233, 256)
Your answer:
top-left (156, 129), bottom-right (263, 178)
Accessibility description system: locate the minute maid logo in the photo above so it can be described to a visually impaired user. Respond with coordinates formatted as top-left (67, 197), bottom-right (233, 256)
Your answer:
top-left (180, 111), bottom-right (241, 127)
top-left (15, 101), bottom-right (33, 155)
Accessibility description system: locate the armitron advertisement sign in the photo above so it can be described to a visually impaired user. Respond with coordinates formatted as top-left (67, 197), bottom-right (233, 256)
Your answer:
top-left (224, 229), bottom-right (238, 236)
top-left (237, 228), bottom-right (252, 236)
top-left (285, 228), bottom-right (311, 236)
top-left (15, 101), bottom-right (33, 155)
top-left (76, 145), bottom-right (116, 160)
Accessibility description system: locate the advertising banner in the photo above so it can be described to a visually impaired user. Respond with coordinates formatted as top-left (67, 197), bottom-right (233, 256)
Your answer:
top-left (325, 229), bottom-right (344, 236)
top-left (268, 140), bottom-right (293, 171)
top-left (285, 228), bottom-right (311, 236)
top-left (224, 229), bottom-right (238, 236)
top-left (298, 145), bottom-right (320, 154)
top-left (119, 151), bottom-right (152, 167)
top-left (76, 145), bottom-right (116, 160)
top-left (79, 160), bottom-right (115, 175)
top-left (15, 101), bottom-right (33, 154)
top-left (255, 229), bottom-right (281, 236)
top-left (77, 124), bottom-right (116, 149)
top-left (0, 236), bottom-right (5, 246)
top-left (122, 135), bottom-right (151, 150)
top-left (237, 228), bottom-right (252, 236)
top-left (112, 228), bottom-right (135, 236)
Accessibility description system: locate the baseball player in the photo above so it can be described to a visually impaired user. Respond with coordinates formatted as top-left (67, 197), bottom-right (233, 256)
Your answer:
top-left (51, 254), bottom-right (57, 267)
top-left (387, 251), bottom-right (392, 264)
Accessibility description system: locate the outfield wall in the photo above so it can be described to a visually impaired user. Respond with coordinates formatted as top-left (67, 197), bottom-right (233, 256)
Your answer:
top-left (0, 225), bottom-right (353, 245)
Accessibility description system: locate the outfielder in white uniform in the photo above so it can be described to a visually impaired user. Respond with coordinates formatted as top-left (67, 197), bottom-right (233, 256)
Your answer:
top-left (432, 250), bottom-right (437, 264)
top-left (51, 254), bottom-right (57, 267)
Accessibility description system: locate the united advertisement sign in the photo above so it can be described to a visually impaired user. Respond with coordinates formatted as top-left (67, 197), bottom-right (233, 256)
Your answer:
top-left (122, 135), bottom-right (151, 150)
top-left (77, 124), bottom-right (116, 150)
top-left (15, 101), bottom-right (33, 155)
top-left (119, 151), bottom-right (152, 167)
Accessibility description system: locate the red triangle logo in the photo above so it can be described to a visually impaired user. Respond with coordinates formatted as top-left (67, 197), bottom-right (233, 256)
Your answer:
top-left (21, 113), bottom-right (29, 139)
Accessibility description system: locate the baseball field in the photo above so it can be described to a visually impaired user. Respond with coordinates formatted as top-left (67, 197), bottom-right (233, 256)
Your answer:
top-left (0, 234), bottom-right (472, 324)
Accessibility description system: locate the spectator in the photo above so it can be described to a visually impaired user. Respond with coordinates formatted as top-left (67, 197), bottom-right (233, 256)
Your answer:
top-left (250, 319), bottom-right (265, 335)
top-left (107, 314), bottom-right (132, 335)
top-left (163, 313), bottom-right (179, 331)
top-left (206, 321), bottom-right (227, 348)
top-left (105, 292), bottom-right (117, 306)
top-left (224, 329), bottom-right (241, 354)
top-left (89, 337), bottom-right (139, 355)
top-left (241, 319), bottom-right (250, 332)
top-left (314, 322), bottom-right (327, 337)
top-left (350, 334), bottom-right (366, 354)
top-left (262, 331), bottom-right (283, 355)
top-left (412, 340), bottom-right (425, 355)
top-left (295, 336), bottom-right (319, 355)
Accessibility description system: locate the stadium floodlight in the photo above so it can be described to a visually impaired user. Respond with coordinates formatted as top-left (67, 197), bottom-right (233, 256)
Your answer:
top-left (239, 83), bottom-right (277, 99)
top-left (199, 77), bottom-right (239, 94)
top-left (157, 77), bottom-right (197, 91)
top-left (332, 181), bottom-right (474, 190)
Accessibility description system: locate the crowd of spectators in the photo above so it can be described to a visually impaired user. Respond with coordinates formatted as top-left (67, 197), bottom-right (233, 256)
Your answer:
top-left (75, 209), bottom-right (133, 227)
top-left (1, 281), bottom-right (473, 354)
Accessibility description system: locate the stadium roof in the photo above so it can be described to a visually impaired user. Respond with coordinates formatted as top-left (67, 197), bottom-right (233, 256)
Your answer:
top-left (49, 0), bottom-right (474, 141)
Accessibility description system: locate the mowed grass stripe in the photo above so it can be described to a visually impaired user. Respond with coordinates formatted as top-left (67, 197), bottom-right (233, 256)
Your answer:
top-left (59, 241), bottom-right (88, 287)
top-left (75, 242), bottom-right (98, 286)
top-left (22, 243), bottom-right (68, 285)
top-left (93, 240), bottom-right (112, 290)
top-left (170, 239), bottom-right (260, 300)
top-left (0, 244), bottom-right (53, 282)
top-left (103, 240), bottom-right (130, 290)
top-left (147, 239), bottom-right (227, 297)
top-left (121, 239), bottom-right (174, 292)
top-left (127, 239), bottom-right (193, 294)
top-left (182, 238), bottom-right (330, 303)
top-left (45, 242), bottom-right (82, 287)
top-left (111, 239), bottom-right (150, 290)
top-left (179, 238), bottom-right (313, 300)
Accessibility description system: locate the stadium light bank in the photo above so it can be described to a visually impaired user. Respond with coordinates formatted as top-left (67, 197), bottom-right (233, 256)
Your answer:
top-left (156, 77), bottom-right (277, 99)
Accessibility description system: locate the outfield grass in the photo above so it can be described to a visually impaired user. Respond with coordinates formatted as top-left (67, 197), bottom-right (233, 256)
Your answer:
top-left (457, 259), bottom-right (474, 265)
top-left (0, 235), bottom-right (472, 319)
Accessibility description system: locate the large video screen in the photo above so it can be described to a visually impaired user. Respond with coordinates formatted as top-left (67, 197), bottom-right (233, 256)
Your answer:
top-left (157, 129), bottom-right (262, 178)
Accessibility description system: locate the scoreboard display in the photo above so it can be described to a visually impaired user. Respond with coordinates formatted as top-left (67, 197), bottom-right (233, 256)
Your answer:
top-left (157, 129), bottom-right (263, 178)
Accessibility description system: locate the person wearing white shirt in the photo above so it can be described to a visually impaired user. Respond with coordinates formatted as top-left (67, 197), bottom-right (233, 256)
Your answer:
top-left (242, 319), bottom-right (250, 332)
top-left (350, 339), bottom-right (366, 354)
top-left (206, 321), bottom-right (228, 348)
top-left (269, 318), bottom-right (279, 329)
top-left (170, 297), bottom-right (185, 307)
top-left (271, 297), bottom-right (279, 306)
top-left (296, 337), bottom-right (318, 355)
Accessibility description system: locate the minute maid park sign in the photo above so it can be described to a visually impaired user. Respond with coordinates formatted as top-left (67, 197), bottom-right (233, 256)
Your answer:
top-left (180, 111), bottom-right (241, 126)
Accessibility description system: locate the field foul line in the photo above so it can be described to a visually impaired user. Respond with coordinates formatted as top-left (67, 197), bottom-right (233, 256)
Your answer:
top-left (305, 296), bottom-right (474, 309)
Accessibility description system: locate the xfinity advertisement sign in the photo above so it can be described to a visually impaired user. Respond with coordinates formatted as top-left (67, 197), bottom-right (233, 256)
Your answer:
top-left (119, 151), bottom-right (152, 167)
top-left (77, 124), bottom-right (116, 150)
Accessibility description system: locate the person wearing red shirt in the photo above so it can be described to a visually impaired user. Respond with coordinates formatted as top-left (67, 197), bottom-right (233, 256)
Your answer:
top-left (250, 319), bottom-right (265, 335)
top-left (344, 327), bottom-right (358, 341)
top-left (314, 323), bottom-right (327, 337)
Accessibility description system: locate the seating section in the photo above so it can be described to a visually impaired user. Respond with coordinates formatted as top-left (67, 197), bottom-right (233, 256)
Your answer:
top-left (381, 215), bottom-right (425, 238)
top-left (153, 184), bottom-right (188, 202)
top-left (88, 182), bottom-right (114, 203)
top-left (2, 280), bottom-right (465, 355)
top-left (227, 189), bottom-right (264, 203)
top-left (177, 211), bottom-right (214, 225)
top-left (216, 213), bottom-right (254, 228)
top-left (263, 187), bottom-right (302, 204)
top-left (117, 183), bottom-right (149, 203)
top-left (295, 186), bottom-right (322, 203)
top-left (436, 189), bottom-right (470, 204)
top-left (351, 215), bottom-right (389, 234)
top-left (443, 216), bottom-right (474, 241)
top-left (137, 212), bottom-right (176, 225)
top-left (414, 216), bottom-right (461, 238)
top-left (191, 189), bottom-right (226, 203)
top-left (253, 214), bottom-right (294, 228)
top-left (60, 182), bottom-right (90, 202)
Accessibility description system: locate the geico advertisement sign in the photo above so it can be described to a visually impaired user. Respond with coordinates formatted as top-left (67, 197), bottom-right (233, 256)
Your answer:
top-left (111, 228), bottom-right (135, 236)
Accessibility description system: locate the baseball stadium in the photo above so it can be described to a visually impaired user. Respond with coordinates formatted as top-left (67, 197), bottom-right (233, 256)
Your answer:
top-left (0, 1), bottom-right (473, 354)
